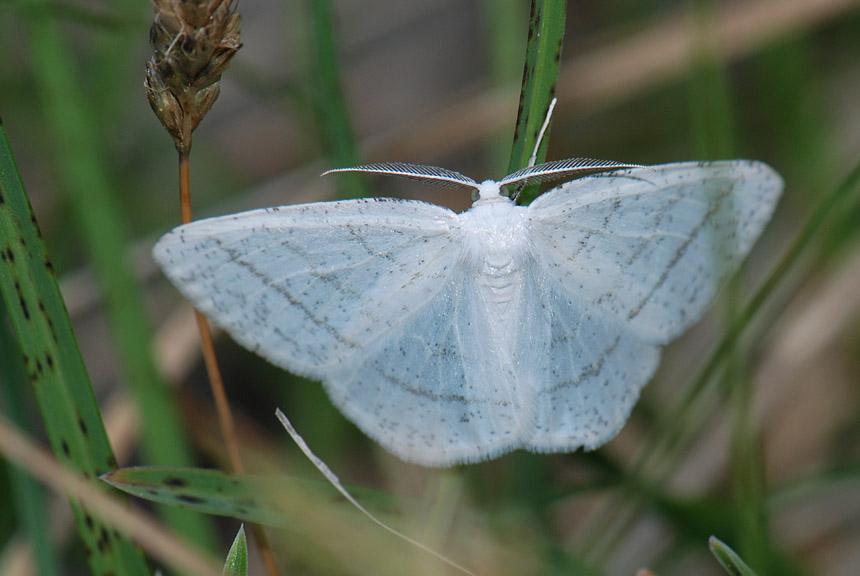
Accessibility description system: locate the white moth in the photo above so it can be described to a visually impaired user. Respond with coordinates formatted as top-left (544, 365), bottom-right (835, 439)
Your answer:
top-left (153, 158), bottom-right (782, 466)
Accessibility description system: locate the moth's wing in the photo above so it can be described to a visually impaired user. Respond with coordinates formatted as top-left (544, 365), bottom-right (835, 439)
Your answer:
top-left (514, 268), bottom-right (660, 452)
top-left (325, 265), bottom-right (521, 466)
top-left (526, 161), bottom-right (782, 343)
top-left (153, 198), bottom-right (460, 378)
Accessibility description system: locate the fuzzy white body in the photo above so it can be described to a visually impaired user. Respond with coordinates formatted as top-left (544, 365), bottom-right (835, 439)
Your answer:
top-left (460, 184), bottom-right (531, 365)
top-left (153, 162), bottom-right (782, 466)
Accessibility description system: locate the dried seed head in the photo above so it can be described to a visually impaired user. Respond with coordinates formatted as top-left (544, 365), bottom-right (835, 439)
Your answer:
top-left (145, 0), bottom-right (242, 153)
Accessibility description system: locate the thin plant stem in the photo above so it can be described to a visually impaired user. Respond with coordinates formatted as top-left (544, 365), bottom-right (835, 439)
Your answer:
top-left (179, 151), bottom-right (282, 576)
top-left (191, 316), bottom-right (242, 470)
top-left (146, 0), bottom-right (280, 568)
top-left (178, 151), bottom-right (242, 473)
top-left (180, 150), bottom-right (193, 224)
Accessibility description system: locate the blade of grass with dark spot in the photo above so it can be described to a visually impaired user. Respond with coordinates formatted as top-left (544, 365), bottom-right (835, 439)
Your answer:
top-left (104, 465), bottom-right (479, 576)
top-left (0, 412), bottom-right (222, 576)
top-left (508, 0), bottom-right (566, 205)
top-left (0, 120), bottom-right (150, 576)
top-left (20, 0), bottom-right (216, 551)
top-left (0, 305), bottom-right (61, 576)
top-left (102, 466), bottom-right (397, 530)
top-left (103, 467), bottom-right (295, 528)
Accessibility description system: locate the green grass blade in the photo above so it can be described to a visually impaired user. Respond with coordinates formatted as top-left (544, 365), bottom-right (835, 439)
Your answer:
top-left (685, 3), bottom-right (772, 571)
top-left (102, 466), bottom-right (394, 530)
top-left (221, 525), bottom-right (247, 576)
top-left (768, 460), bottom-right (860, 508)
top-left (20, 0), bottom-right (215, 550)
top-left (305, 0), bottom-right (366, 199)
top-left (507, 0), bottom-right (566, 204)
top-left (687, 0), bottom-right (736, 161)
top-left (709, 536), bottom-right (760, 576)
top-left (90, 1), bottom-right (149, 125)
top-left (751, 39), bottom-right (831, 191)
top-left (728, 357), bottom-right (770, 572)
top-left (481, 0), bottom-right (528, 173)
top-left (0, 121), bottom-right (150, 575)
top-left (103, 467), bottom-right (298, 528)
top-left (492, 0), bottom-right (566, 528)
top-left (0, 307), bottom-right (61, 576)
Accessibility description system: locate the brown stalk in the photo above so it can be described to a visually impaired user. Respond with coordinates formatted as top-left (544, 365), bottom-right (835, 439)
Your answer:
top-left (146, 2), bottom-right (281, 574)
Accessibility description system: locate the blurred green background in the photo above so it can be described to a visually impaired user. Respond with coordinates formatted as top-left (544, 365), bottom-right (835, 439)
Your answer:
top-left (1, 0), bottom-right (860, 575)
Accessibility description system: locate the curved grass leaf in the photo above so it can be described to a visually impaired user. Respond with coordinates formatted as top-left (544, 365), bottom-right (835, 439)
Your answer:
top-left (0, 121), bottom-right (149, 576)
top-left (103, 467), bottom-right (298, 528)
top-left (102, 466), bottom-right (396, 530)
top-left (0, 306), bottom-right (61, 576)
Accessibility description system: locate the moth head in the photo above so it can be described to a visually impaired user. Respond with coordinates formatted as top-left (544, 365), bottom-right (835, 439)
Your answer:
top-left (471, 180), bottom-right (505, 204)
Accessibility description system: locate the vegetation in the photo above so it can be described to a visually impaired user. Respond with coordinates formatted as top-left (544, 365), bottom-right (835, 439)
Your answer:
top-left (1, 0), bottom-right (859, 574)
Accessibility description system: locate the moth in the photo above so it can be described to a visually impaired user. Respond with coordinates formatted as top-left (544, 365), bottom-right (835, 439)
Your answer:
top-left (153, 158), bottom-right (781, 466)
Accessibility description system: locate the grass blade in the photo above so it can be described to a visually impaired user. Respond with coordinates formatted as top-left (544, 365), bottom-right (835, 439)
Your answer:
top-left (709, 536), bottom-right (760, 576)
top-left (305, 0), bottom-right (366, 199)
top-left (685, 3), bottom-right (772, 572)
top-left (221, 526), bottom-right (247, 576)
top-left (0, 307), bottom-right (61, 576)
top-left (0, 120), bottom-right (149, 575)
top-left (0, 414), bottom-right (221, 576)
top-left (508, 0), bottom-right (566, 204)
top-left (102, 467), bottom-right (301, 528)
top-left (102, 466), bottom-right (395, 530)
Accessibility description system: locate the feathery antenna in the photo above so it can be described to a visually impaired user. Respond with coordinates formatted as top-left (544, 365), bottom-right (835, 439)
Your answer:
top-left (323, 162), bottom-right (479, 190)
top-left (501, 158), bottom-right (644, 189)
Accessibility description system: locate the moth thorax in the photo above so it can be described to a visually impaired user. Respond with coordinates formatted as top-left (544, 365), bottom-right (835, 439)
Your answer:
top-left (459, 202), bottom-right (530, 274)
